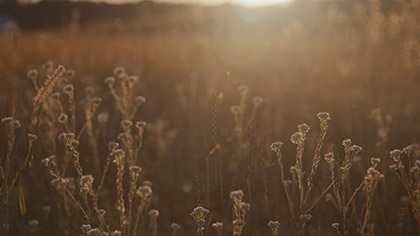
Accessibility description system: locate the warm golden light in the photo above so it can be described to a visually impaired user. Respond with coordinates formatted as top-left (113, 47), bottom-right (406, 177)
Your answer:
top-left (237, 0), bottom-right (293, 6)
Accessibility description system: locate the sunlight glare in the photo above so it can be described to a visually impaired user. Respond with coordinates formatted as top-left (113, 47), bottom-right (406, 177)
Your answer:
top-left (237, 0), bottom-right (293, 7)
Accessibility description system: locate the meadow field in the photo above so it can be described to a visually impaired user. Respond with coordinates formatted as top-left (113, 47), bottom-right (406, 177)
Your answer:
top-left (1, 0), bottom-right (420, 235)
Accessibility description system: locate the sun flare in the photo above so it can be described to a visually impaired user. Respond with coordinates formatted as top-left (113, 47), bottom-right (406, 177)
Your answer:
top-left (237, 0), bottom-right (293, 6)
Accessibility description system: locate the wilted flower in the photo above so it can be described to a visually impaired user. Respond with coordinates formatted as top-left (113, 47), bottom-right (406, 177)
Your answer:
top-left (80, 224), bottom-right (91, 233)
top-left (28, 133), bottom-right (38, 141)
top-left (135, 96), bottom-right (146, 104)
top-left (129, 165), bottom-right (142, 174)
top-left (58, 113), bottom-right (68, 123)
top-left (27, 69), bottom-right (38, 79)
top-left (120, 120), bottom-right (133, 128)
top-left (270, 142), bottom-right (283, 151)
top-left (290, 132), bottom-right (303, 144)
top-left (137, 185), bottom-right (152, 198)
top-left (87, 228), bottom-right (101, 236)
top-left (104, 77), bottom-right (116, 85)
top-left (148, 209), bottom-right (159, 217)
top-left (298, 123), bottom-right (310, 133)
top-left (63, 84), bottom-right (74, 94)
top-left (253, 96), bottom-right (264, 107)
top-left (317, 112), bottom-right (331, 121)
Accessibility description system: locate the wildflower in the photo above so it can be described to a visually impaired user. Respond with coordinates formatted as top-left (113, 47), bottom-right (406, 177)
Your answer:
top-left (111, 231), bottom-right (122, 236)
top-left (129, 165), bottom-right (142, 174)
top-left (97, 112), bottom-right (110, 124)
top-left (267, 220), bottom-right (280, 230)
top-left (96, 209), bottom-right (106, 216)
top-left (27, 69), bottom-right (38, 79)
top-left (212, 222), bottom-right (223, 231)
top-left (148, 209), bottom-right (159, 217)
top-left (12, 120), bottom-right (21, 128)
top-left (190, 206), bottom-right (210, 217)
top-left (238, 85), bottom-right (249, 94)
top-left (135, 96), bottom-right (146, 104)
top-left (100, 232), bottom-right (109, 236)
top-left (390, 149), bottom-right (402, 159)
top-left (298, 123), bottom-right (310, 133)
top-left (351, 145), bottom-right (363, 154)
top-left (87, 228), bottom-right (101, 236)
top-left (324, 152), bottom-right (335, 163)
top-left (290, 132), bottom-right (303, 144)
top-left (63, 84), bottom-right (74, 94)
top-left (113, 66), bottom-right (126, 76)
top-left (371, 158), bottom-right (381, 165)
top-left (300, 214), bottom-right (312, 221)
top-left (252, 96), bottom-right (264, 107)
top-left (58, 113), bottom-right (68, 123)
top-left (1, 117), bottom-right (13, 123)
top-left (171, 223), bottom-right (181, 230)
top-left (80, 224), bottom-right (92, 233)
top-left (28, 219), bottom-right (39, 227)
top-left (229, 190), bottom-right (244, 201)
top-left (342, 139), bottom-right (352, 147)
top-left (49, 92), bottom-right (60, 100)
top-left (65, 69), bottom-right (75, 78)
top-left (230, 105), bottom-right (242, 115)
top-left (28, 133), bottom-right (38, 141)
top-left (137, 185), bottom-right (152, 198)
top-left (107, 142), bottom-right (119, 151)
top-left (92, 97), bottom-right (102, 105)
top-left (104, 77), bottom-right (116, 85)
top-left (136, 121), bottom-right (147, 128)
top-left (120, 120), bottom-right (133, 128)
top-left (80, 175), bottom-right (94, 189)
top-left (317, 112), bottom-right (331, 121)
top-left (270, 142), bottom-right (283, 152)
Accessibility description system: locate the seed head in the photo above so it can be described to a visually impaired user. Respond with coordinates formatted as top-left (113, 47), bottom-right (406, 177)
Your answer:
top-left (96, 209), bottom-right (106, 216)
top-left (80, 224), bottom-right (92, 233)
top-left (148, 209), bottom-right (159, 217)
top-left (49, 92), bottom-right (60, 100)
top-left (65, 69), bottom-right (75, 78)
top-left (87, 228), bottom-right (101, 236)
top-left (190, 206), bottom-right (210, 217)
top-left (342, 139), bottom-right (352, 147)
top-left (27, 69), bottom-right (38, 79)
top-left (129, 165), bottom-right (142, 174)
top-left (290, 132), bottom-right (303, 144)
top-left (351, 145), bottom-right (363, 154)
top-left (317, 112), bottom-right (331, 121)
top-left (137, 185), bottom-right (152, 198)
top-left (390, 149), bottom-right (402, 158)
top-left (230, 105), bottom-right (242, 115)
top-left (212, 222), bottom-right (223, 231)
top-left (270, 142), bottom-right (283, 151)
top-left (97, 112), bottom-right (110, 124)
top-left (28, 219), bottom-right (39, 227)
top-left (28, 133), bottom-right (38, 141)
top-left (238, 85), bottom-right (249, 94)
top-left (1, 117), bottom-right (13, 123)
top-left (267, 220), bottom-right (280, 230)
top-left (252, 96), bottom-right (264, 107)
top-left (63, 84), bottom-right (74, 94)
top-left (110, 231), bottom-right (122, 236)
top-left (12, 120), bottom-right (21, 128)
top-left (298, 123), bottom-right (310, 133)
top-left (108, 142), bottom-right (119, 151)
top-left (229, 190), bottom-right (244, 201)
top-left (120, 120), bottom-right (133, 128)
top-left (135, 96), bottom-right (146, 104)
top-left (171, 223), bottom-right (181, 230)
top-left (100, 232), bottom-right (109, 236)
top-left (300, 214), bottom-right (312, 221)
top-left (113, 66), bottom-right (126, 76)
top-left (104, 77), bottom-right (115, 85)
top-left (136, 121), bottom-right (147, 129)
top-left (58, 113), bottom-right (68, 123)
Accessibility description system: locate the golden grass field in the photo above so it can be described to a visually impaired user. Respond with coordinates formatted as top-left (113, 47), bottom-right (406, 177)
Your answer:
top-left (1, 0), bottom-right (420, 235)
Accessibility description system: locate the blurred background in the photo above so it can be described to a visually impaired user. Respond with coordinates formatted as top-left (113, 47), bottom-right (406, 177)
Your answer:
top-left (1, 0), bottom-right (420, 235)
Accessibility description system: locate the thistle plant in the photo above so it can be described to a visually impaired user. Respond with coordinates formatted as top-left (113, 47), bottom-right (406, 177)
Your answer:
top-left (190, 206), bottom-right (210, 236)
top-left (388, 144), bottom-right (420, 228)
top-left (230, 190), bottom-right (250, 236)
top-left (270, 112), bottom-right (332, 235)
top-left (105, 66), bottom-right (145, 120)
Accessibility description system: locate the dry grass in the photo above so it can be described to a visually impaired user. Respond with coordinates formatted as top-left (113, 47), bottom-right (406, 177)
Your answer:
top-left (1, 0), bottom-right (420, 235)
